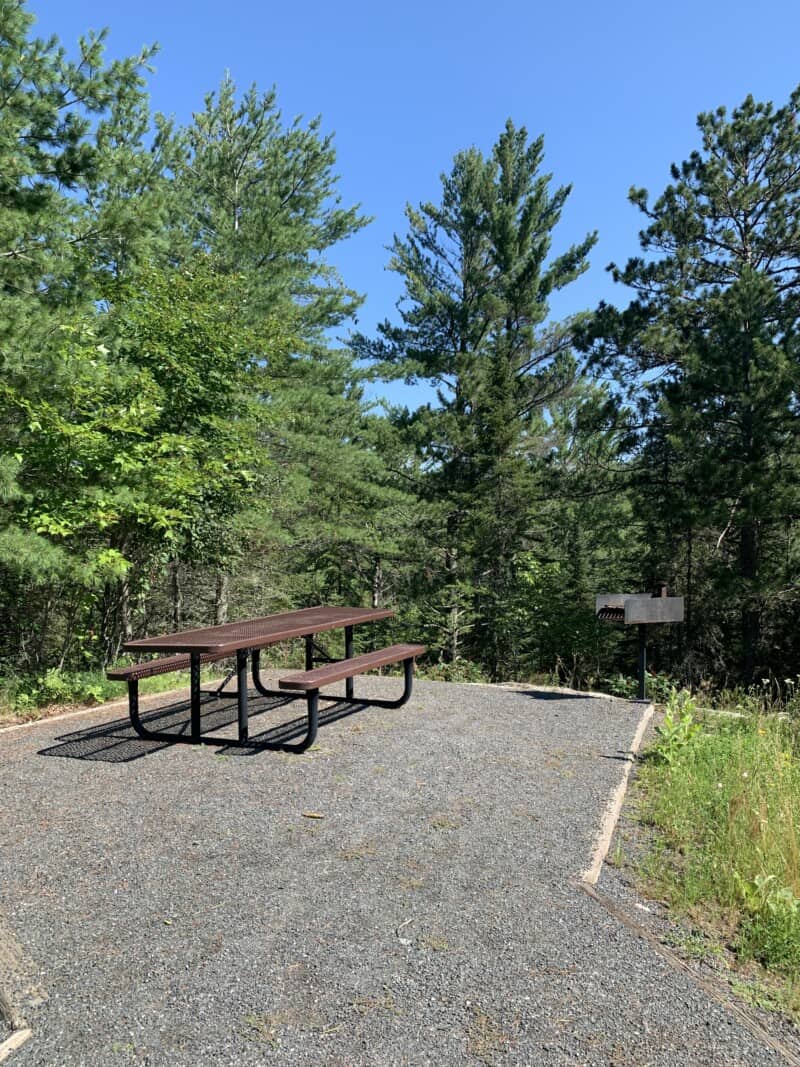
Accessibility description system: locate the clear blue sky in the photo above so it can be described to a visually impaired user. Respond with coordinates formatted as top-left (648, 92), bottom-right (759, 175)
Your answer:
top-left (31, 0), bottom-right (800, 406)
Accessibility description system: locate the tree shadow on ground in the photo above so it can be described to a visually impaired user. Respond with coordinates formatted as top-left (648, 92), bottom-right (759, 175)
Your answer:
top-left (516, 689), bottom-right (594, 701)
top-left (37, 691), bottom-right (371, 763)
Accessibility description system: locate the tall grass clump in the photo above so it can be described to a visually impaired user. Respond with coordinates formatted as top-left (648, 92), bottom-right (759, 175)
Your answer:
top-left (639, 689), bottom-right (800, 978)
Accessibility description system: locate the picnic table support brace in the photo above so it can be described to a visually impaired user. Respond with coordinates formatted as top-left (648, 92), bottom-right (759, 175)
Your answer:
top-left (126, 677), bottom-right (213, 746)
top-left (345, 626), bottom-right (354, 699)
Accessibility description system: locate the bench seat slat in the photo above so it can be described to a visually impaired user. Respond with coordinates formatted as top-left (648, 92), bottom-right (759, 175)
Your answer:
top-left (107, 651), bottom-right (228, 682)
top-left (278, 643), bottom-right (425, 692)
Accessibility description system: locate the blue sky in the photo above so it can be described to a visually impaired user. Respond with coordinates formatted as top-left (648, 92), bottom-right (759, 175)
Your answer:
top-left (31, 0), bottom-right (800, 406)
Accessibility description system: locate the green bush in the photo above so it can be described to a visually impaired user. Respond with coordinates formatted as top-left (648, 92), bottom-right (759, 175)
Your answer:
top-left (595, 670), bottom-right (675, 702)
top-left (735, 874), bottom-right (800, 973)
top-left (419, 658), bottom-right (488, 683)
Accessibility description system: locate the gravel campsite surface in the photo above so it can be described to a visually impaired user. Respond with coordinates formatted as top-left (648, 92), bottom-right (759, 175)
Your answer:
top-left (1, 678), bottom-right (797, 1066)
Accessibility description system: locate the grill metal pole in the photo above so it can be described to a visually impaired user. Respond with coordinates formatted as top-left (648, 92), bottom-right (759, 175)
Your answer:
top-left (638, 624), bottom-right (647, 700)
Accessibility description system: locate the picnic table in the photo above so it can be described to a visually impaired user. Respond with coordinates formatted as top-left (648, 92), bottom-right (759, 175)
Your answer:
top-left (108, 606), bottom-right (425, 752)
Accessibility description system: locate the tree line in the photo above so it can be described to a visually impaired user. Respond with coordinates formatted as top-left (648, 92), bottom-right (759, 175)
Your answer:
top-left (1, 0), bottom-right (799, 693)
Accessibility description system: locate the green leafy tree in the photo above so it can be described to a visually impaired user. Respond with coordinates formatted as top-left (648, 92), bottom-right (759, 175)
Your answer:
top-left (0, 2), bottom-right (160, 667)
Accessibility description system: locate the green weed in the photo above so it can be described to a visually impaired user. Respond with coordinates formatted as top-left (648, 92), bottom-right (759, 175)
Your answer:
top-left (652, 688), bottom-right (702, 764)
top-left (637, 710), bottom-right (800, 983)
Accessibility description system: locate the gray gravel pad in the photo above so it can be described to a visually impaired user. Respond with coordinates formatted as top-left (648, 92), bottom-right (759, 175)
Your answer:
top-left (0, 681), bottom-right (787, 1064)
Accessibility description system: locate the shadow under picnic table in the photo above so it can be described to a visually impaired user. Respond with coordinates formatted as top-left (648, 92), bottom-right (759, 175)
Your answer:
top-left (37, 690), bottom-right (375, 763)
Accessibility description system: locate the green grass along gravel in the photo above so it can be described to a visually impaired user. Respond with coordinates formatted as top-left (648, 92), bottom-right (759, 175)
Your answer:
top-left (636, 691), bottom-right (800, 1003)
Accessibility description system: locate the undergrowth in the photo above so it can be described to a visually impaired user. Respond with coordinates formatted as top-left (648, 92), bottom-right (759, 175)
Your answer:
top-left (0, 666), bottom-right (228, 722)
top-left (638, 689), bottom-right (800, 986)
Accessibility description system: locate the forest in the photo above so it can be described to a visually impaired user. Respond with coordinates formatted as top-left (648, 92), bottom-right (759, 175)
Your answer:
top-left (2, 0), bottom-right (799, 705)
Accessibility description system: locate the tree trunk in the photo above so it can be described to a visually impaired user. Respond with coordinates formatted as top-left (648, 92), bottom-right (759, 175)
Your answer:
top-left (740, 517), bottom-right (760, 682)
top-left (119, 578), bottom-right (133, 644)
top-left (171, 562), bottom-right (183, 631)
top-left (371, 559), bottom-right (383, 609)
top-left (214, 573), bottom-right (229, 626)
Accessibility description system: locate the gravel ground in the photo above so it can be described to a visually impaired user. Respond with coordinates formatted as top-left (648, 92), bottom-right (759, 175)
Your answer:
top-left (0, 678), bottom-right (793, 1065)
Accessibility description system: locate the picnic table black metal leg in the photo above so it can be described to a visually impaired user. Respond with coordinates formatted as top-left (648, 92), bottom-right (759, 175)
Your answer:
top-left (253, 688), bottom-right (319, 753)
top-left (366, 657), bottom-right (415, 709)
top-left (128, 679), bottom-right (143, 736)
top-left (237, 648), bottom-right (249, 743)
top-left (344, 625), bottom-right (354, 700)
top-left (305, 634), bottom-right (314, 670)
top-left (127, 676), bottom-right (201, 745)
top-left (190, 652), bottom-right (201, 741)
top-left (251, 647), bottom-right (293, 700)
top-left (304, 689), bottom-right (319, 749)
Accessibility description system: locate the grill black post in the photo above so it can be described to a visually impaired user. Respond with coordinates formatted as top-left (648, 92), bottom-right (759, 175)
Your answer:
top-left (190, 652), bottom-right (201, 741)
top-left (637, 624), bottom-right (647, 700)
top-left (344, 625), bottom-right (354, 700)
top-left (237, 648), bottom-right (249, 743)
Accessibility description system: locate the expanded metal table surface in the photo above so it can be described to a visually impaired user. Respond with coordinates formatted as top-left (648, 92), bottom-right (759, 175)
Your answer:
top-left (120, 606), bottom-right (397, 749)
top-left (124, 606), bottom-right (394, 655)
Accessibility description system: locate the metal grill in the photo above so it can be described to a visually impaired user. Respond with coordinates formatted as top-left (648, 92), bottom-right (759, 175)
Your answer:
top-left (595, 584), bottom-right (684, 700)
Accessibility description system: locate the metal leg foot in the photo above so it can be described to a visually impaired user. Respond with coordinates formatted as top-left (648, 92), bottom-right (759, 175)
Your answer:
top-left (260, 689), bottom-right (319, 753)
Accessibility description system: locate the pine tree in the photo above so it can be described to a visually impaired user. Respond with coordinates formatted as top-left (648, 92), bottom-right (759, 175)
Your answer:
top-left (591, 90), bottom-right (800, 681)
top-left (172, 74), bottom-right (368, 337)
top-left (356, 121), bottom-right (596, 676)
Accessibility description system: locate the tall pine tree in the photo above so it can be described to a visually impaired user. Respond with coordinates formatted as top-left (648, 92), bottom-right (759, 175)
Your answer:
top-left (590, 90), bottom-right (800, 681)
top-left (356, 121), bottom-right (596, 676)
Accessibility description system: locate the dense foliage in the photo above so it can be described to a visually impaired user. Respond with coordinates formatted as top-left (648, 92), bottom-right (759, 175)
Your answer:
top-left (1, 1), bottom-right (799, 697)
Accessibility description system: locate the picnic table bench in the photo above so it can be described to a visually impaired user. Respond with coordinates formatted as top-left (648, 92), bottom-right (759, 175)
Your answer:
top-left (107, 606), bottom-right (425, 752)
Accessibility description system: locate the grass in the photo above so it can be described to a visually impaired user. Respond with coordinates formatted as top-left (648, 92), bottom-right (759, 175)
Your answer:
top-left (0, 665), bottom-right (229, 725)
top-left (466, 1005), bottom-right (513, 1064)
top-left (636, 689), bottom-right (800, 989)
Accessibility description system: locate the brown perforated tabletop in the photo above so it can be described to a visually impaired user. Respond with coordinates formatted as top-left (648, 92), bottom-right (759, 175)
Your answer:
top-left (123, 606), bottom-right (394, 656)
